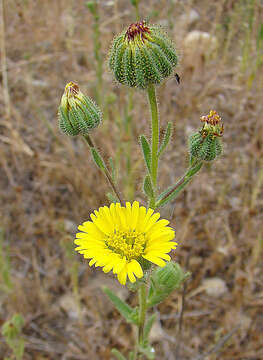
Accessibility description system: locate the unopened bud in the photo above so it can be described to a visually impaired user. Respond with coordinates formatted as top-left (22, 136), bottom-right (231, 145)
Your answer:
top-left (147, 262), bottom-right (190, 307)
top-left (189, 110), bottom-right (223, 161)
top-left (58, 82), bottom-right (102, 136)
top-left (109, 22), bottom-right (178, 89)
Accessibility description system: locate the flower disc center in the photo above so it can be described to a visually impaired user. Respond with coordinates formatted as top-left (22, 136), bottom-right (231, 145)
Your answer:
top-left (105, 230), bottom-right (146, 259)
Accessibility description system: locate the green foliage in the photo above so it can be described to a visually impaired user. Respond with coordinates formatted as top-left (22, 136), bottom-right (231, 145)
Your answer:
top-left (2, 314), bottom-right (25, 360)
top-left (109, 24), bottom-right (178, 89)
top-left (103, 287), bottom-right (139, 325)
top-left (90, 148), bottom-right (105, 170)
top-left (156, 161), bottom-right (203, 208)
top-left (158, 121), bottom-right (173, 158)
top-left (85, 1), bottom-right (97, 15)
top-left (112, 348), bottom-right (127, 360)
top-left (147, 262), bottom-right (190, 307)
top-left (140, 135), bottom-right (151, 174)
top-left (0, 228), bottom-right (13, 292)
top-left (144, 313), bottom-right (157, 340)
top-left (143, 175), bottom-right (154, 198)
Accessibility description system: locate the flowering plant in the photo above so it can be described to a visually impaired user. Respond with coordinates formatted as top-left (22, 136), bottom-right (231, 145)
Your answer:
top-left (58, 19), bottom-right (223, 360)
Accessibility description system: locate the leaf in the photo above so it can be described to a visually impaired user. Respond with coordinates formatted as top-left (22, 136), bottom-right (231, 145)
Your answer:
top-left (158, 122), bottom-right (173, 158)
top-left (257, 22), bottom-right (263, 50)
top-left (140, 135), bottom-right (151, 174)
top-left (91, 148), bottom-right (105, 170)
top-left (144, 314), bottom-right (157, 340)
top-left (112, 348), bottom-right (127, 360)
top-left (103, 287), bottom-right (138, 324)
top-left (143, 175), bottom-right (154, 198)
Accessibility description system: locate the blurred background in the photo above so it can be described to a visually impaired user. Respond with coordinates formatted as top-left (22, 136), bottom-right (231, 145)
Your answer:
top-left (0, 0), bottom-right (262, 359)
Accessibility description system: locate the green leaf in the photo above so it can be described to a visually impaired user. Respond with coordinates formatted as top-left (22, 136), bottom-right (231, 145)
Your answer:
top-left (103, 287), bottom-right (138, 324)
top-left (112, 348), bottom-right (127, 360)
top-left (140, 135), bottom-right (151, 174)
top-left (143, 175), bottom-right (154, 198)
top-left (91, 148), bottom-right (105, 170)
top-left (144, 314), bottom-right (157, 341)
top-left (257, 22), bottom-right (263, 50)
top-left (158, 122), bottom-right (173, 158)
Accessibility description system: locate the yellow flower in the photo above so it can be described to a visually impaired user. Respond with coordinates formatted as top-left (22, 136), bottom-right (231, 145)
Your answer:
top-left (74, 201), bottom-right (177, 285)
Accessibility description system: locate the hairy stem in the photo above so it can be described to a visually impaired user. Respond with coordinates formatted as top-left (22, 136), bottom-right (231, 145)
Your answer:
top-left (147, 84), bottom-right (159, 208)
top-left (138, 282), bottom-right (147, 343)
top-left (83, 134), bottom-right (124, 205)
top-left (155, 160), bottom-right (203, 209)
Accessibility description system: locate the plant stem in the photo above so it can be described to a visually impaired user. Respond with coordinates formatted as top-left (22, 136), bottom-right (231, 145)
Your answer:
top-left (0, 0), bottom-right (11, 119)
top-left (135, 1), bottom-right (140, 21)
top-left (155, 160), bottom-right (203, 209)
top-left (147, 84), bottom-right (159, 208)
top-left (83, 134), bottom-right (124, 205)
top-left (138, 282), bottom-right (147, 343)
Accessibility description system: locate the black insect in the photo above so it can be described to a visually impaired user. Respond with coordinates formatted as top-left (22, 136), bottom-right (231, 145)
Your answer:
top-left (175, 73), bottom-right (180, 84)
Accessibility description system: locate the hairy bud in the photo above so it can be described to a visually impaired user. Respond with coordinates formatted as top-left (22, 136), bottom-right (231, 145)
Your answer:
top-left (58, 82), bottom-right (102, 136)
top-left (109, 22), bottom-right (178, 89)
top-left (189, 110), bottom-right (223, 161)
top-left (147, 262), bottom-right (190, 307)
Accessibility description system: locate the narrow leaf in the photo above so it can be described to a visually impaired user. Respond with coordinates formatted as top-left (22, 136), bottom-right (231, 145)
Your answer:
top-left (143, 175), bottom-right (154, 198)
top-left (112, 348), bottom-right (127, 360)
top-left (91, 148), bottom-right (105, 170)
top-left (103, 287), bottom-right (137, 324)
top-left (144, 314), bottom-right (157, 340)
top-left (140, 135), bottom-right (151, 174)
top-left (158, 122), bottom-right (173, 158)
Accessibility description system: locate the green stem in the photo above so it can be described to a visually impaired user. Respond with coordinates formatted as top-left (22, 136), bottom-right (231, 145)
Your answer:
top-left (135, 2), bottom-right (140, 21)
top-left (147, 84), bottom-right (159, 208)
top-left (138, 282), bottom-right (147, 344)
top-left (125, 89), bottom-right (134, 201)
top-left (155, 160), bottom-right (203, 209)
top-left (83, 134), bottom-right (124, 205)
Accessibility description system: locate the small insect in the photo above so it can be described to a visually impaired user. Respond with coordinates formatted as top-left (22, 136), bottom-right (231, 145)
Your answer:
top-left (175, 73), bottom-right (180, 84)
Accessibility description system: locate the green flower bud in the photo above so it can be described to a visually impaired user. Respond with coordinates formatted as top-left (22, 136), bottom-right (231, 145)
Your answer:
top-left (189, 110), bottom-right (224, 162)
top-left (109, 21), bottom-right (178, 89)
top-left (147, 262), bottom-right (190, 307)
top-left (58, 82), bottom-right (102, 136)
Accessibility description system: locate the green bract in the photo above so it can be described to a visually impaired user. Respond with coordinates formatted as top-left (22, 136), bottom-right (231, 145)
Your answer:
top-left (58, 82), bottom-right (102, 136)
top-left (109, 22), bottom-right (178, 89)
top-left (189, 110), bottom-right (224, 162)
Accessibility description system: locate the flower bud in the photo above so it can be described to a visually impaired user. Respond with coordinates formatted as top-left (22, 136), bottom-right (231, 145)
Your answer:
top-left (109, 21), bottom-right (178, 89)
top-left (189, 110), bottom-right (223, 161)
top-left (147, 262), bottom-right (190, 307)
top-left (58, 82), bottom-right (102, 136)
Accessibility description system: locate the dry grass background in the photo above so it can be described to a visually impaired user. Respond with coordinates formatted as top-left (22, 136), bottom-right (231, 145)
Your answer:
top-left (0, 0), bottom-right (263, 359)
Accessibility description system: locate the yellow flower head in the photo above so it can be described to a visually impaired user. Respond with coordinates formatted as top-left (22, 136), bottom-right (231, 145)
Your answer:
top-left (74, 201), bottom-right (177, 285)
